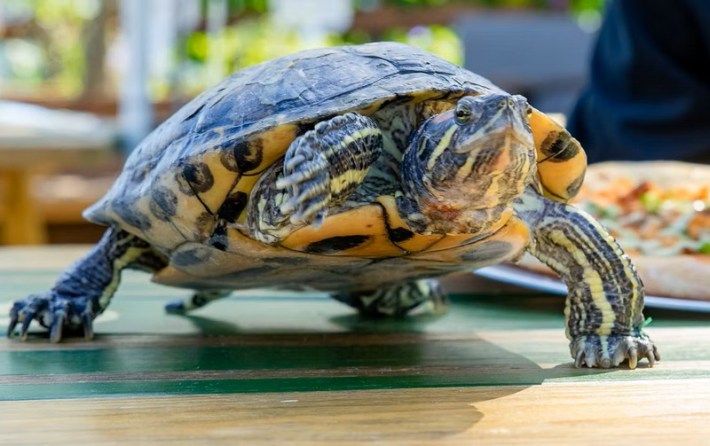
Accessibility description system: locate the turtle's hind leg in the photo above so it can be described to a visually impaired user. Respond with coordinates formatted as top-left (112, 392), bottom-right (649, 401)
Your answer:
top-left (249, 113), bottom-right (383, 243)
top-left (7, 227), bottom-right (166, 342)
top-left (333, 279), bottom-right (448, 317)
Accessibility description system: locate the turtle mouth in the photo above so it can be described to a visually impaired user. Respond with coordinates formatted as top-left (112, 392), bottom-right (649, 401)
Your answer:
top-left (448, 129), bottom-right (536, 209)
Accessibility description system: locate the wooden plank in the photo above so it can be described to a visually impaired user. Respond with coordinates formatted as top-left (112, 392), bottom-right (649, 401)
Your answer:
top-left (1, 379), bottom-right (709, 445)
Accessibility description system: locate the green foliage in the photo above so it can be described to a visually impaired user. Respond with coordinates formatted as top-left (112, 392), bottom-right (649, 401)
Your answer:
top-left (1, 0), bottom-right (102, 96)
top-left (1, 0), bottom-right (607, 99)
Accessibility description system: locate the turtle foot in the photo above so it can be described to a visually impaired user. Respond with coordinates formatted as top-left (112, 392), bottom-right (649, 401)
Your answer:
top-left (571, 334), bottom-right (659, 369)
top-left (7, 291), bottom-right (96, 343)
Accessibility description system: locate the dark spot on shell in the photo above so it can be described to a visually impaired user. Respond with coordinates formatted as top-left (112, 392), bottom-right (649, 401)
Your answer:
top-left (220, 145), bottom-right (240, 172)
top-left (217, 191), bottom-right (248, 223)
top-left (567, 173), bottom-right (585, 198)
top-left (182, 162), bottom-right (214, 193)
top-left (172, 247), bottom-right (212, 267)
top-left (459, 241), bottom-right (513, 263)
top-left (149, 186), bottom-right (178, 221)
top-left (208, 222), bottom-right (229, 251)
top-left (112, 199), bottom-right (152, 231)
top-left (388, 227), bottom-right (414, 243)
top-left (305, 235), bottom-right (370, 254)
top-left (175, 172), bottom-right (195, 196)
top-left (130, 159), bottom-right (156, 183)
top-left (234, 139), bottom-right (264, 173)
top-left (540, 132), bottom-right (580, 162)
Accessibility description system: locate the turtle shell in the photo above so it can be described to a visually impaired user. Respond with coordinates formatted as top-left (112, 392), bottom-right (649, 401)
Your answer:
top-left (85, 42), bottom-right (499, 253)
top-left (84, 42), bottom-right (585, 292)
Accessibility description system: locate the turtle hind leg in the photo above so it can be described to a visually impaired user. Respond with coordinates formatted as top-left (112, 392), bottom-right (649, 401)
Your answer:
top-left (332, 279), bottom-right (448, 318)
top-left (7, 227), bottom-right (166, 342)
top-left (164, 289), bottom-right (232, 314)
top-left (250, 113), bottom-right (383, 243)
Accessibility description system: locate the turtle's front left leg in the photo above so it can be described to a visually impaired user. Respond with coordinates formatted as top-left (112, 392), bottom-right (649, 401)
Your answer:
top-left (516, 188), bottom-right (659, 369)
top-left (249, 113), bottom-right (383, 243)
top-left (7, 227), bottom-right (166, 342)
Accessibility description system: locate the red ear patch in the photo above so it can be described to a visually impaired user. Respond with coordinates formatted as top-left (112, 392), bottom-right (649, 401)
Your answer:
top-left (431, 109), bottom-right (454, 124)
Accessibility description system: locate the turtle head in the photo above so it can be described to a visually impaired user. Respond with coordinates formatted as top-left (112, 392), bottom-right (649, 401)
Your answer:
top-left (400, 93), bottom-right (536, 233)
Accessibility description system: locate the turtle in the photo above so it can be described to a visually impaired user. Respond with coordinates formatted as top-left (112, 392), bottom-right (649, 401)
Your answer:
top-left (8, 42), bottom-right (658, 369)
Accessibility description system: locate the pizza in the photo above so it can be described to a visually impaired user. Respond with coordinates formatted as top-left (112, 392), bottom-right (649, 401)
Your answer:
top-left (517, 161), bottom-right (710, 300)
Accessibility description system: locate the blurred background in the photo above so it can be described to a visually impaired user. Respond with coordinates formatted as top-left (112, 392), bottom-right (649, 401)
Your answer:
top-left (0, 0), bottom-right (603, 246)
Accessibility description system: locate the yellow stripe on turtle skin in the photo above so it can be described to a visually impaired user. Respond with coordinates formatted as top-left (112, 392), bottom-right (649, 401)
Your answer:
top-left (323, 126), bottom-right (383, 197)
top-left (528, 107), bottom-right (587, 202)
top-left (426, 126), bottom-right (458, 171)
top-left (548, 228), bottom-right (612, 336)
top-left (280, 204), bottom-right (406, 258)
top-left (542, 208), bottom-right (642, 340)
top-left (99, 243), bottom-right (153, 310)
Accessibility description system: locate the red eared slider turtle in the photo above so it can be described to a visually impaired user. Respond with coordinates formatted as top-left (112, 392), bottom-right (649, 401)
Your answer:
top-left (8, 42), bottom-right (658, 368)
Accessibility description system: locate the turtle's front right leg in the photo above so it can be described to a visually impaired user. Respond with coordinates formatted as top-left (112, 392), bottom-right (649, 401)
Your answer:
top-left (7, 227), bottom-right (166, 342)
top-left (249, 113), bottom-right (383, 243)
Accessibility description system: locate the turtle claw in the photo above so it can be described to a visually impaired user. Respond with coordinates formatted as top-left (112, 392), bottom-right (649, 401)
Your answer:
top-left (50, 313), bottom-right (65, 343)
top-left (82, 313), bottom-right (95, 341)
top-left (571, 334), bottom-right (659, 369)
top-left (7, 291), bottom-right (98, 342)
top-left (6, 313), bottom-right (18, 338)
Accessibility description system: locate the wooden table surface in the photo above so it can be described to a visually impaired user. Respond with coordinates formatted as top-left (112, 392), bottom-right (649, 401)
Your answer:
top-left (1, 246), bottom-right (709, 445)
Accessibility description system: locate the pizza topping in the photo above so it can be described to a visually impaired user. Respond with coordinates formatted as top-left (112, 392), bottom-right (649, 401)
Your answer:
top-left (575, 180), bottom-right (710, 256)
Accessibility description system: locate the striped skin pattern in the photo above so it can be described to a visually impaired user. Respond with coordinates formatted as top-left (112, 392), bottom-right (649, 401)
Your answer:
top-left (516, 189), bottom-right (658, 368)
top-left (249, 113), bottom-right (383, 243)
top-left (332, 279), bottom-right (447, 317)
top-left (399, 95), bottom-right (535, 235)
top-left (7, 43), bottom-right (658, 369)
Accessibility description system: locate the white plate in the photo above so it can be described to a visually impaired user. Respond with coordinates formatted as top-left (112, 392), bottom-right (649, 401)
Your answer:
top-left (475, 265), bottom-right (710, 313)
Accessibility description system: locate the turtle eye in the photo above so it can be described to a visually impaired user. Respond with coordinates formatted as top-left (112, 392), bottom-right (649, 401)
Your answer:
top-left (454, 103), bottom-right (473, 124)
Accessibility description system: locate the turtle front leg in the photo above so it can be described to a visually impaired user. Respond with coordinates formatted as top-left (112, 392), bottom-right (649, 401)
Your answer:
top-left (332, 279), bottom-right (448, 317)
top-left (7, 227), bottom-right (166, 342)
top-left (249, 113), bottom-right (383, 243)
top-left (516, 188), bottom-right (659, 369)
